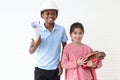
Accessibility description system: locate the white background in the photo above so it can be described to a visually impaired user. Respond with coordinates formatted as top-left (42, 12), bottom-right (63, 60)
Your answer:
top-left (0, 0), bottom-right (120, 80)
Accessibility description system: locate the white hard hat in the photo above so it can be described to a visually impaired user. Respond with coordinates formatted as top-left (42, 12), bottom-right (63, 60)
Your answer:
top-left (40, 0), bottom-right (58, 13)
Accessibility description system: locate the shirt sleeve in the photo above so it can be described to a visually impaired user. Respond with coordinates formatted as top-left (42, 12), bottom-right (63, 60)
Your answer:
top-left (61, 46), bottom-right (78, 69)
top-left (61, 28), bottom-right (68, 42)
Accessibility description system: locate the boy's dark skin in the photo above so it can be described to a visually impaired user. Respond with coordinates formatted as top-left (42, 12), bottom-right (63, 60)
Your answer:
top-left (29, 9), bottom-right (66, 76)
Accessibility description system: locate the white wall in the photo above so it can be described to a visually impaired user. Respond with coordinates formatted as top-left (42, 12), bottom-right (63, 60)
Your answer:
top-left (0, 0), bottom-right (120, 80)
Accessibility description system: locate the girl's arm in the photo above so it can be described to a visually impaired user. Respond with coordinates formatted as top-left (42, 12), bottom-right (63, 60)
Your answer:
top-left (61, 46), bottom-right (80, 69)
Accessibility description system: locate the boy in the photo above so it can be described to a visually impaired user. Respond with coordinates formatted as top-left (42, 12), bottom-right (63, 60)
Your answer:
top-left (29, 0), bottom-right (68, 80)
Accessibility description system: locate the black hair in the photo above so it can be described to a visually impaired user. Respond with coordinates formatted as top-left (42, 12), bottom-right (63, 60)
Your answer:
top-left (70, 22), bottom-right (84, 34)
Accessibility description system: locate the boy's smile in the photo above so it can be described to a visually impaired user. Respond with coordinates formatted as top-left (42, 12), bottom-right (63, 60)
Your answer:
top-left (41, 10), bottom-right (57, 24)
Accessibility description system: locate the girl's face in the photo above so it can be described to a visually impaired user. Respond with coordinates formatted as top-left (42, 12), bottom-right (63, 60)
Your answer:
top-left (70, 28), bottom-right (84, 44)
top-left (41, 10), bottom-right (57, 24)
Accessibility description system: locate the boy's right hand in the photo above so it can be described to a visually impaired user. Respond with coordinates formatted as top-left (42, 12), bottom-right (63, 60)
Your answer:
top-left (30, 38), bottom-right (35, 48)
top-left (29, 36), bottom-right (41, 54)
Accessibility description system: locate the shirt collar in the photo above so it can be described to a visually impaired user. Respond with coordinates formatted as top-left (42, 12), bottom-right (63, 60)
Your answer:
top-left (41, 23), bottom-right (59, 32)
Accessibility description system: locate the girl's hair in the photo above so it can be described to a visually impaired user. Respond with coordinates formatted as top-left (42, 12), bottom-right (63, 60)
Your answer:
top-left (70, 22), bottom-right (84, 34)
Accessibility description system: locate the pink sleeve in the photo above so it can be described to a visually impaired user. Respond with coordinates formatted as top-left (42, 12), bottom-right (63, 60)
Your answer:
top-left (96, 61), bottom-right (102, 69)
top-left (61, 46), bottom-right (78, 69)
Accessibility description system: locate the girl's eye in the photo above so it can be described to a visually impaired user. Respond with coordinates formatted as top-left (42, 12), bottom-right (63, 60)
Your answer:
top-left (73, 32), bottom-right (77, 34)
top-left (77, 31), bottom-right (83, 34)
top-left (80, 32), bottom-right (83, 34)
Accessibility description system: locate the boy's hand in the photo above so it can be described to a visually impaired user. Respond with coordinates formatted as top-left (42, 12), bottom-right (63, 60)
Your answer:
top-left (57, 62), bottom-right (63, 76)
top-left (30, 38), bottom-right (35, 49)
top-left (29, 36), bottom-right (41, 54)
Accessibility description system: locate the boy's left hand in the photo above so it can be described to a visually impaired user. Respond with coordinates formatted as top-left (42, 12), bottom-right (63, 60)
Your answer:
top-left (57, 61), bottom-right (63, 76)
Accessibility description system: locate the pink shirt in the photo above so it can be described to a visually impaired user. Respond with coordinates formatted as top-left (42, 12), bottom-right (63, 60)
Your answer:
top-left (61, 43), bottom-right (102, 80)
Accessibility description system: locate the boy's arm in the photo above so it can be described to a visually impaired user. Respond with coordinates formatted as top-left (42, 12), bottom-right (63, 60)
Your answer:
top-left (29, 36), bottom-right (41, 54)
top-left (61, 42), bottom-right (67, 56)
top-left (57, 42), bottom-right (66, 76)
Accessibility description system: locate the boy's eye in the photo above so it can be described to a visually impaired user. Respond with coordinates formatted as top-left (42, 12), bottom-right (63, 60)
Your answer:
top-left (46, 13), bottom-right (56, 15)
top-left (46, 13), bottom-right (49, 15)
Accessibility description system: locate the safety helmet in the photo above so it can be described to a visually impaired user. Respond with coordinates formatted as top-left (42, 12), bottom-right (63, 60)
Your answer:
top-left (40, 0), bottom-right (58, 13)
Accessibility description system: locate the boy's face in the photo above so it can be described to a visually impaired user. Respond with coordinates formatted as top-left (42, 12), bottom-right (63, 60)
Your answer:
top-left (41, 9), bottom-right (58, 24)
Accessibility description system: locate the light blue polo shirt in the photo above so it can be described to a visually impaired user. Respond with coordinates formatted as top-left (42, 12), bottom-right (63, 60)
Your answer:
top-left (35, 23), bottom-right (68, 70)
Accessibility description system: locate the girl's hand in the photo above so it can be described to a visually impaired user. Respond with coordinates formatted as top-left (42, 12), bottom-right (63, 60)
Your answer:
top-left (77, 57), bottom-right (87, 66)
top-left (86, 60), bottom-right (97, 68)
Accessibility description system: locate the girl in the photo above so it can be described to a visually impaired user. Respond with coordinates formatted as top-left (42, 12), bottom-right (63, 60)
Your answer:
top-left (61, 22), bottom-right (102, 80)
